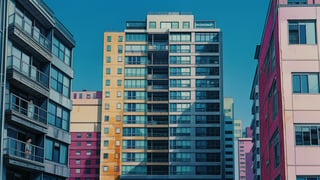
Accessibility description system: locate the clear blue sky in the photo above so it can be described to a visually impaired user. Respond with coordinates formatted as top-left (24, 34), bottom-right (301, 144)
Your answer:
top-left (44, 0), bottom-right (269, 128)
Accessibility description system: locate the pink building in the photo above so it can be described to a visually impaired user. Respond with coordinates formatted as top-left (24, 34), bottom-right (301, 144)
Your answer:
top-left (69, 91), bottom-right (102, 180)
top-left (257, 0), bottom-right (320, 179)
top-left (238, 138), bottom-right (253, 180)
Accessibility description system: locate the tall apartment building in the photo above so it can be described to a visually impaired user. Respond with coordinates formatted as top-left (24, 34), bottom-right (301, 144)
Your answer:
top-left (257, 0), bottom-right (320, 179)
top-left (223, 98), bottom-right (235, 180)
top-left (238, 137), bottom-right (253, 180)
top-left (69, 91), bottom-right (102, 180)
top-left (250, 65), bottom-right (260, 180)
top-left (0, 0), bottom-right (75, 179)
top-left (102, 13), bottom-right (224, 179)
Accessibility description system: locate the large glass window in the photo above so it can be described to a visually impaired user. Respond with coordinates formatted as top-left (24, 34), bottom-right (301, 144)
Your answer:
top-left (292, 73), bottom-right (319, 94)
top-left (170, 45), bottom-right (190, 53)
top-left (45, 138), bottom-right (68, 165)
top-left (149, 22), bottom-right (156, 29)
top-left (170, 67), bottom-right (191, 76)
top-left (53, 37), bottom-right (71, 66)
top-left (196, 56), bottom-right (219, 64)
top-left (195, 33), bottom-right (219, 42)
top-left (195, 103), bottom-right (220, 112)
top-left (196, 79), bottom-right (219, 88)
top-left (170, 140), bottom-right (191, 149)
top-left (125, 56), bottom-right (147, 64)
top-left (122, 165), bottom-right (146, 175)
top-left (125, 68), bottom-right (146, 77)
top-left (170, 33), bottom-right (191, 42)
top-left (195, 44), bottom-right (219, 53)
top-left (122, 140), bottom-right (146, 149)
top-left (272, 130), bottom-right (280, 169)
top-left (170, 103), bottom-right (191, 112)
top-left (170, 91), bottom-right (191, 100)
top-left (170, 115), bottom-right (191, 124)
top-left (125, 45), bottom-right (147, 53)
top-left (170, 127), bottom-right (191, 136)
top-left (125, 33), bottom-right (147, 42)
top-left (124, 80), bottom-right (146, 88)
top-left (123, 116), bottom-right (146, 124)
top-left (297, 176), bottom-right (320, 180)
top-left (48, 101), bottom-right (70, 131)
top-left (295, 125), bottom-right (320, 146)
top-left (123, 128), bottom-right (146, 136)
top-left (124, 103), bottom-right (146, 112)
top-left (170, 56), bottom-right (191, 64)
top-left (196, 67), bottom-right (219, 76)
top-left (289, 20), bottom-right (316, 44)
top-left (50, 67), bottom-right (71, 98)
top-left (122, 153), bottom-right (146, 162)
top-left (124, 91), bottom-right (146, 100)
top-left (170, 79), bottom-right (191, 88)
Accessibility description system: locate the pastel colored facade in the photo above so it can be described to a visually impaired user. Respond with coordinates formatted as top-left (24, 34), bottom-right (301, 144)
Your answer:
top-left (0, 0), bottom-right (75, 179)
top-left (234, 119), bottom-right (242, 139)
top-left (103, 13), bottom-right (225, 179)
top-left (69, 91), bottom-right (102, 180)
top-left (257, 0), bottom-right (320, 180)
top-left (223, 98), bottom-right (235, 179)
top-left (238, 138), bottom-right (253, 180)
top-left (250, 66), bottom-right (260, 180)
top-left (102, 32), bottom-right (125, 180)
top-left (245, 150), bottom-right (254, 180)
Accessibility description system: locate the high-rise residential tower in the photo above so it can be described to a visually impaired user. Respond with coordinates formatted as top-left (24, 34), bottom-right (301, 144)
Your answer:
top-left (250, 65), bottom-right (260, 180)
top-left (257, 0), bottom-right (320, 179)
top-left (69, 91), bottom-right (102, 180)
top-left (0, 0), bottom-right (75, 179)
top-left (102, 13), bottom-right (224, 180)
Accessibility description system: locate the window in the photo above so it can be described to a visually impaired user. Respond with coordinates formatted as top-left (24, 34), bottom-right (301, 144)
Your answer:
top-left (196, 67), bottom-right (219, 76)
top-left (105, 104), bottom-right (109, 110)
top-left (104, 128), bottom-right (109, 134)
top-left (125, 45), bottom-right (147, 53)
top-left (105, 115), bottom-right (109, 121)
top-left (124, 80), bottom-right (146, 88)
top-left (48, 101), bottom-right (70, 131)
top-left (297, 176), bottom-right (320, 180)
top-left (116, 115), bottom-right (121, 121)
top-left (104, 153), bottom-right (108, 159)
top-left (76, 159), bottom-right (80, 164)
top-left (76, 142), bottom-right (81, 146)
top-left (295, 125), bottom-right (320, 145)
top-left (288, 0), bottom-right (307, 4)
top-left (107, 45), bottom-right (111, 51)
top-left (125, 56), bottom-right (147, 65)
top-left (86, 94), bottom-right (91, 99)
top-left (124, 103), bottom-right (146, 112)
top-left (104, 140), bottom-right (109, 147)
top-left (76, 151), bottom-right (80, 156)
top-left (125, 68), bottom-right (146, 77)
top-left (269, 81), bottom-right (278, 120)
top-left (170, 115), bottom-right (191, 124)
top-left (183, 22), bottom-right (190, 29)
top-left (117, 80), bottom-right (122, 86)
top-left (170, 140), bottom-right (191, 149)
top-left (195, 44), bottom-right (219, 53)
top-left (289, 20), bottom-right (316, 44)
top-left (106, 56), bottom-right (111, 63)
top-left (85, 168), bottom-right (91, 174)
top-left (196, 56), bottom-right (219, 64)
top-left (292, 73), bottom-right (319, 94)
top-left (170, 33), bottom-right (191, 42)
top-left (195, 33), bottom-right (219, 42)
top-left (170, 79), bottom-right (191, 88)
top-left (118, 56), bottom-right (122, 62)
top-left (272, 130), bottom-right (280, 169)
top-left (118, 36), bottom-right (123, 42)
top-left (116, 103), bottom-right (121, 109)
top-left (170, 45), bottom-right (190, 53)
top-left (117, 68), bottom-right (122, 74)
top-left (115, 140), bottom-right (120, 146)
top-left (123, 116), bottom-right (146, 124)
top-left (76, 133), bottom-right (81, 138)
top-left (105, 80), bottom-right (110, 86)
top-left (160, 22), bottom-right (171, 29)
top-left (125, 33), bottom-right (147, 42)
top-left (107, 36), bottom-right (112, 42)
top-left (76, 169), bottom-right (80, 174)
top-left (170, 67), bottom-right (191, 76)
top-left (171, 22), bottom-right (179, 29)
top-left (103, 166), bottom-right (108, 172)
top-left (86, 141), bottom-right (92, 146)
top-left (196, 79), bottom-right (219, 88)
top-left (117, 91), bottom-right (122, 97)
top-left (106, 68), bottom-right (110, 74)
top-left (170, 56), bottom-right (191, 64)
top-left (169, 103), bottom-right (191, 112)
top-left (170, 91), bottom-right (191, 100)
top-left (116, 128), bottom-right (121, 134)
top-left (170, 127), bottom-right (191, 136)
top-left (86, 150), bottom-right (91, 155)
top-left (52, 37), bottom-right (71, 66)
top-left (45, 138), bottom-right (68, 165)
top-left (149, 21), bottom-right (156, 29)
top-left (118, 45), bottom-right (123, 54)
top-left (50, 67), bottom-right (70, 98)
top-left (105, 91), bottom-right (110, 98)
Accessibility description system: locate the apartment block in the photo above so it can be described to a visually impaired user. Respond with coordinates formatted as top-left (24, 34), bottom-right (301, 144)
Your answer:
top-left (257, 0), bottom-right (320, 179)
top-left (69, 91), bottom-right (102, 180)
top-left (102, 13), bottom-right (224, 179)
top-left (0, 0), bottom-right (75, 179)
top-left (223, 98), bottom-right (235, 180)
top-left (250, 65), bottom-right (260, 180)
top-left (238, 138), bottom-right (253, 180)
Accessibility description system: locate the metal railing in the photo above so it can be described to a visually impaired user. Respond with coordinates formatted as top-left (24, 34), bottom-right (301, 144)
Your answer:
top-left (148, 133), bottom-right (169, 137)
top-left (7, 93), bottom-right (47, 124)
top-left (3, 137), bottom-right (44, 163)
top-left (170, 158), bottom-right (191, 162)
top-left (7, 56), bottom-right (49, 88)
top-left (147, 120), bottom-right (168, 125)
top-left (147, 158), bottom-right (168, 162)
top-left (8, 13), bottom-right (51, 51)
top-left (122, 158), bottom-right (146, 162)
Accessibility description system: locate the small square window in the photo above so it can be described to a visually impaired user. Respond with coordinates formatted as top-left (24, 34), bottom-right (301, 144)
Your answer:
top-left (117, 80), bottom-right (122, 86)
top-left (73, 93), bottom-right (77, 99)
top-left (117, 68), bottom-right (122, 74)
top-left (149, 21), bottom-right (156, 29)
top-left (103, 153), bottom-right (108, 159)
top-left (77, 133), bottom-right (81, 138)
top-left (87, 133), bottom-right (92, 138)
top-left (105, 116), bottom-right (109, 121)
top-left (117, 91), bottom-right (122, 97)
top-left (86, 94), bottom-right (91, 99)
top-left (87, 141), bottom-right (92, 146)
top-left (106, 68), bottom-right (111, 74)
top-left (86, 150), bottom-right (91, 155)
top-left (76, 169), bottom-right (81, 174)
top-left (76, 151), bottom-right (81, 155)
top-left (105, 80), bottom-right (110, 86)
top-left (85, 160), bottom-right (91, 165)
top-left (116, 115), bottom-right (121, 121)
top-left (118, 36), bottom-right (123, 42)
top-left (79, 94), bottom-right (83, 99)
top-left (104, 128), bottom-right (109, 134)
top-left (115, 140), bottom-right (120, 146)
top-left (103, 166), bottom-right (108, 172)
top-left (116, 103), bottom-right (121, 109)
top-left (105, 104), bottom-right (109, 110)
top-left (105, 91), bottom-right (110, 98)
top-left (118, 45), bottom-right (123, 54)
top-left (76, 159), bottom-right (80, 164)
top-left (106, 56), bottom-right (111, 63)
top-left (118, 56), bottom-right (122, 62)
top-left (107, 36), bottom-right (112, 42)
top-left (104, 140), bottom-right (109, 147)
top-left (107, 45), bottom-right (111, 52)
top-left (116, 128), bottom-right (121, 134)
top-left (183, 22), bottom-right (190, 29)
top-left (76, 142), bottom-right (81, 146)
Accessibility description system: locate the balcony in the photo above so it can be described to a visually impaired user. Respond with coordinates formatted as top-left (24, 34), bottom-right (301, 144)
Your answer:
top-left (5, 94), bottom-right (48, 133)
top-left (7, 56), bottom-right (49, 97)
top-left (3, 137), bottom-right (44, 172)
top-left (8, 13), bottom-right (52, 61)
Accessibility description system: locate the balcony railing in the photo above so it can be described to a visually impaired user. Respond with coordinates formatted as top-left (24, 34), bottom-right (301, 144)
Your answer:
top-left (7, 56), bottom-right (49, 88)
top-left (7, 93), bottom-right (47, 125)
top-left (147, 158), bottom-right (168, 162)
top-left (8, 13), bottom-right (51, 51)
top-left (3, 137), bottom-right (44, 163)
top-left (170, 158), bottom-right (191, 162)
